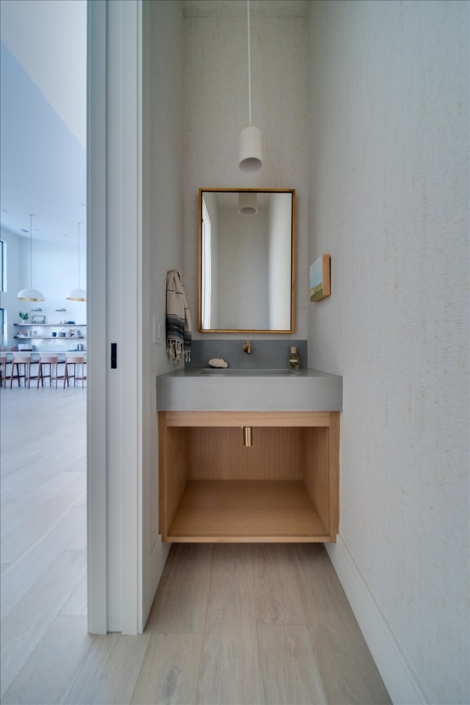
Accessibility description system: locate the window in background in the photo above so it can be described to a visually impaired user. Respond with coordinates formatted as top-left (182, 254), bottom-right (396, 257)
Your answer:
top-left (0, 240), bottom-right (4, 292)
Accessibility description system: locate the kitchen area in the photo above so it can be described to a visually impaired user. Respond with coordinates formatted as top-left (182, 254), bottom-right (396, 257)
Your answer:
top-left (3, 317), bottom-right (86, 388)
top-left (3, 319), bottom-right (86, 385)
top-left (0, 266), bottom-right (87, 389)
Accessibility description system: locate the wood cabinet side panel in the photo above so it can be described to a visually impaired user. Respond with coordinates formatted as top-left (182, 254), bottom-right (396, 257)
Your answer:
top-left (158, 413), bottom-right (190, 540)
top-left (158, 413), bottom-right (167, 538)
top-left (329, 412), bottom-right (340, 540)
top-left (302, 427), bottom-right (330, 531)
top-left (166, 428), bottom-right (190, 537)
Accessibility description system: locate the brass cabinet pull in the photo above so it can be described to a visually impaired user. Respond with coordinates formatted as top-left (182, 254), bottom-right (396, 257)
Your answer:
top-left (243, 426), bottom-right (253, 446)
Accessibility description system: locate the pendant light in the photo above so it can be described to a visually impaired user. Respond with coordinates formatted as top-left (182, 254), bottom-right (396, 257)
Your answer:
top-left (17, 214), bottom-right (45, 301)
top-left (66, 222), bottom-right (86, 302)
top-left (238, 192), bottom-right (258, 215)
top-left (239, 0), bottom-right (263, 172)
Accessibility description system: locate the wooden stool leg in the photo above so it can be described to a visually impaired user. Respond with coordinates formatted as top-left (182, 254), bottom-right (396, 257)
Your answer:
top-left (12, 363), bottom-right (22, 388)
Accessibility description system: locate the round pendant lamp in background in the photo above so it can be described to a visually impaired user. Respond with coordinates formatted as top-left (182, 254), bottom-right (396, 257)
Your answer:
top-left (239, 0), bottom-right (263, 173)
top-left (17, 214), bottom-right (45, 301)
top-left (238, 192), bottom-right (258, 215)
top-left (66, 222), bottom-right (86, 302)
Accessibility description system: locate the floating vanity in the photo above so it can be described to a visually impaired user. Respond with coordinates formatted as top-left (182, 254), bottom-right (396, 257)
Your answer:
top-left (157, 368), bottom-right (342, 543)
top-left (158, 188), bottom-right (341, 543)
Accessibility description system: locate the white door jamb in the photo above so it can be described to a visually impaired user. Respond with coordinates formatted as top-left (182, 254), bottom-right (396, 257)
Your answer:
top-left (87, 0), bottom-right (144, 635)
top-left (86, 0), bottom-right (108, 635)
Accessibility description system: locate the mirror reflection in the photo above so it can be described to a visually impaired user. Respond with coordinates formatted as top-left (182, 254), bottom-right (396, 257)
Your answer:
top-left (199, 190), bottom-right (294, 332)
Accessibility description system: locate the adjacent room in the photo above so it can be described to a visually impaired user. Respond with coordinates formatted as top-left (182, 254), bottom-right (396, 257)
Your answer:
top-left (0, 1), bottom-right (88, 692)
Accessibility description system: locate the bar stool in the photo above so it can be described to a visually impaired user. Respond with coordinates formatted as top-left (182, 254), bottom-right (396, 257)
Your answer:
top-left (10, 356), bottom-right (31, 388)
top-left (37, 356), bottom-right (59, 388)
top-left (64, 356), bottom-right (86, 388)
top-left (0, 356), bottom-right (11, 388)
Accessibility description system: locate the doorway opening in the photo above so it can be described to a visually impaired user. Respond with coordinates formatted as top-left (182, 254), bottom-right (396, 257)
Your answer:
top-left (0, 0), bottom-right (88, 697)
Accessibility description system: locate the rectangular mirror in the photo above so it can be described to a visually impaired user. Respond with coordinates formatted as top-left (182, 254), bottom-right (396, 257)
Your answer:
top-left (199, 189), bottom-right (295, 333)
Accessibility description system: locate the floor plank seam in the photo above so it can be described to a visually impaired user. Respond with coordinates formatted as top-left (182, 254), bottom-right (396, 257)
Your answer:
top-left (1, 490), bottom-right (87, 571)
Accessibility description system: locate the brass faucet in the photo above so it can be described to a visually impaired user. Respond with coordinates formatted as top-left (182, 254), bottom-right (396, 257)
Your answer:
top-left (242, 340), bottom-right (253, 354)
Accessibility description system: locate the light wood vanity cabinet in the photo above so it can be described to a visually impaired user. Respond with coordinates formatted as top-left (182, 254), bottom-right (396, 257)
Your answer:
top-left (159, 411), bottom-right (339, 543)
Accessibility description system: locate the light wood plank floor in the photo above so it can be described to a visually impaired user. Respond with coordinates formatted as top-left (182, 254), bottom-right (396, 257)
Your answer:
top-left (1, 387), bottom-right (88, 701)
top-left (1, 388), bottom-right (391, 704)
top-left (141, 544), bottom-right (391, 705)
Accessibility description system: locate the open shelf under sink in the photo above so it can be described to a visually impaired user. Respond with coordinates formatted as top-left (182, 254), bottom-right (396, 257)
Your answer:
top-left (167, 480), bottom-right (327, 542)
top-left (159, 415), bottom-right (339, 543)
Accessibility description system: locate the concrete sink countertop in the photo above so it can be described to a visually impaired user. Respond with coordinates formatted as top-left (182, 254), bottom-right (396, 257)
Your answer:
top-left (156, 367), bottom-right (343, 412)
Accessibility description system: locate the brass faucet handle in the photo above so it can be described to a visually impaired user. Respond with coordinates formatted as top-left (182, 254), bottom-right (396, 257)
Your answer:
top-left (242, 340), bottom-right (253, 354)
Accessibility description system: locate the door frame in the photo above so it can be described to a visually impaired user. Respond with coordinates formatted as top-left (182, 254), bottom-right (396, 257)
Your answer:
top-left (87, 0), bottom-right (144, 635)
top-left (87, 0), bottom-right (107, 635)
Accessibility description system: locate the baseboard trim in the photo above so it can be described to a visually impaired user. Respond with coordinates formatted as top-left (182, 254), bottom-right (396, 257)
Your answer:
top-left (326, 536), bottom-right (429, 705)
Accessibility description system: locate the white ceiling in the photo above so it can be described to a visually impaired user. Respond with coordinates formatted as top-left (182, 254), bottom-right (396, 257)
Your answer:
top-left (0, 0), bottom-right (87, 148)
top-left (183, 1), bottom-right (311, 17)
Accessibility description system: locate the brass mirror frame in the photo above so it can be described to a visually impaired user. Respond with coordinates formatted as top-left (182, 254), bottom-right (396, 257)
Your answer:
top-left (198, 188), bottom-right (296, 334)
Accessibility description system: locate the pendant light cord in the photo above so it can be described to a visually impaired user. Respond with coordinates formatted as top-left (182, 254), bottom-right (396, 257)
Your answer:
top-left (29, 214), bottom-right (33, 287)
top-left (247, 0), bottom-right (252, 124)
top-left (77, 223), bottom-right (81, 288)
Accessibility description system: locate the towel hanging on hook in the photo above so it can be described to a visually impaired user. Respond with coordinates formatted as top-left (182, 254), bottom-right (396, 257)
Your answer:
top-left (166, 270), bottom-right (192, 364)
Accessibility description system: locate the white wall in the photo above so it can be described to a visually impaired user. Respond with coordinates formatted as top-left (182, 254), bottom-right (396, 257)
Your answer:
top-left (0, 227), bottom-right (86, 347)
top-left (217, 207), bottom-right (269, 330)
top-left (183, 3), bottom-right (309, 339)
top-left (308, 2), bottom-right (469, 703)
top-left (142, 0), bottom-right (185, 624)
top-left (268, 192), bottom-right (292, 329)
top-left (20, 235), bottom-right (87, 322)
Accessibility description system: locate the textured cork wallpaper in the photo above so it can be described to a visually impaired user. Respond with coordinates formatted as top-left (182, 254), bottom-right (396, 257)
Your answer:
top-left (307, 2), bottom-right (469, 702)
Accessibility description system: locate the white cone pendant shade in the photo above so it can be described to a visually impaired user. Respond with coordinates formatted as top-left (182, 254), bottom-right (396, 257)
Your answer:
top-left (238, 192), bottom-right (258, 215)
top-left (17, 214), bottom-right (45, 301)
top-left (66, 222), bottom-right (86, 302)
top-left (66, 288), bottom-right (87, 302)
top-left (17, 287), bottom-right (45, 302)
top-left (239, 125), bottom-right (263, 173)
top-left (239, 1), bottom-right (263, 173)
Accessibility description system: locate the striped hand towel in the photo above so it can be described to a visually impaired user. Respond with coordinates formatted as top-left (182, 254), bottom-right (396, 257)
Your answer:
top-left (166, 270), bottom-right (192, 363)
